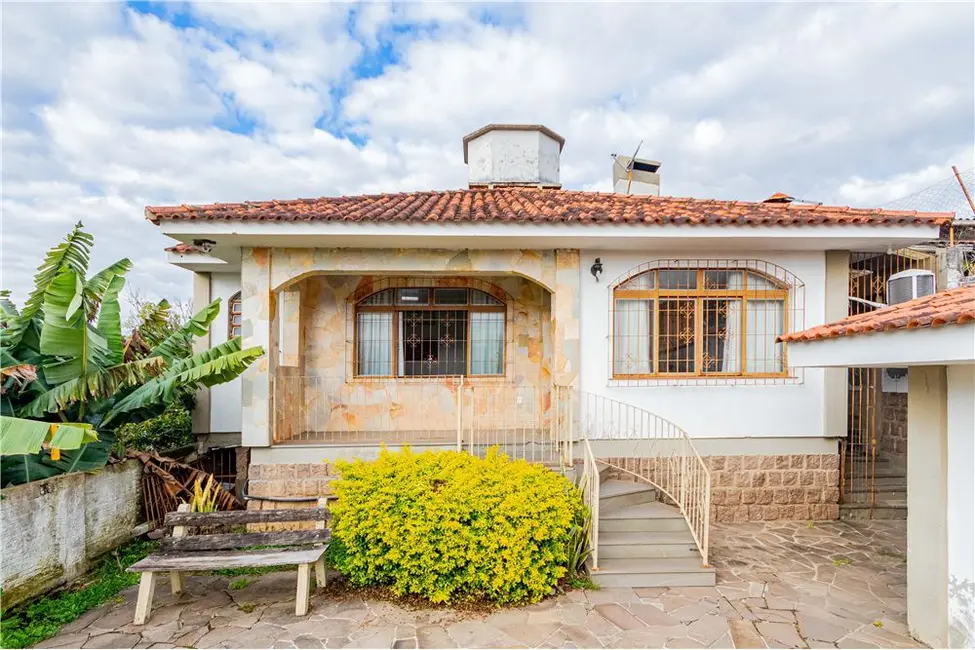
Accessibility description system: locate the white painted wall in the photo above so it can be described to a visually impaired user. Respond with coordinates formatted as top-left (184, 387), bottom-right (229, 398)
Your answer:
top-left (210, 272), bottom-right (242, 433)
top-left (579, 249), bottom-right (829, 439)
top-left (946, 364), bottom-right (975, 648)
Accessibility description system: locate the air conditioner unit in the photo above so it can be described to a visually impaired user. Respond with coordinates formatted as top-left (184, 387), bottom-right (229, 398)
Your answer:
top-left (887, 269), bottom-right (935, 305)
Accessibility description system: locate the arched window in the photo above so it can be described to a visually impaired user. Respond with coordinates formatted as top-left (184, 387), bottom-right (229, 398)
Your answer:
top-left (228, 292), bottom-right (242, 339)
top-left (355, 288), bottom-right (505, 377)
top-left (612, 266), bottom-right (790, 378)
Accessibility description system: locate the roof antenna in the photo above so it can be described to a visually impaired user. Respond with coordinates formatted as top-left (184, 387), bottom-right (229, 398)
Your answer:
top-left (612, 140), bottom-right (644, 194)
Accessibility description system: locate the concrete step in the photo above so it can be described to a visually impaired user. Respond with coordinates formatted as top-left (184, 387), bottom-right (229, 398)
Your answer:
top-left (839, 503), bottom-right (907, 520)
top-left (599, 480), bottom-right (658, 513)
top-left (590, 557), bottom-right (716, 588)
top-left (598, 464), bottom-right (612, 483)
top-left (599, 531), bottom-right (699, 559)
top-left (600, 502), bottom-right (687, 533)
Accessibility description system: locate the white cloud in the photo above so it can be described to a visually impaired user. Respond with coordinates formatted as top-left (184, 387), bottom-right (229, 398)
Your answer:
top-left (1, 1), bottom-right (972, 310)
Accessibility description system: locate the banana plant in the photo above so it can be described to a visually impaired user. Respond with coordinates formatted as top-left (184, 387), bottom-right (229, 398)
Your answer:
top-left (1, 223), bottom-right (264, 486)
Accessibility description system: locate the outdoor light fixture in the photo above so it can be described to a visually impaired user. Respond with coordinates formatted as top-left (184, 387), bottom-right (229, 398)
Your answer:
top-left (590, 258), bottom-right (603, 282)
top-left (193, 239), bottom-right (216, 254)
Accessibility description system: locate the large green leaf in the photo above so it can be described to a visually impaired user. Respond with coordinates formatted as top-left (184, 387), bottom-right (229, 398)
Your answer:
top-left (149, 298), bottom-right (221, 363)
top-left (39, 269), bottom-right (112, 384)
top-left (0, 431), bottom-right (114, 487)
top-left (83, 258), bottom-right (132, 322)
top-left (20, 357), bottom-right (167, 418)
top-left (0, 416), bottom-right (98, 456)
top-left (96, 274), bottom-right (127, 365)
top-left (103, 339), bottom-right (263, 426)
top-left (2, 223), bottom-right (93, 348)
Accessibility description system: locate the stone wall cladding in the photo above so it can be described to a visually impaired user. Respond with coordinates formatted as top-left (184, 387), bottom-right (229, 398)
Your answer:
top-left (603, 454), bottom-right (840, 522)
top-left (245, 463), bottom-right (338, 531)
top-left (879, 392), bottom-right (908, 471)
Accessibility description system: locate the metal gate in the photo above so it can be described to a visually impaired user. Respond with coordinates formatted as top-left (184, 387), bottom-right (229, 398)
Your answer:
top-left (844, 249), bottom-right (938, 504)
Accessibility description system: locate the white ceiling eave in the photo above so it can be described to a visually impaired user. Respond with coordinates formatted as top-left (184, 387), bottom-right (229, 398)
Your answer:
top-left (156, 221), bottom-right (943, 258)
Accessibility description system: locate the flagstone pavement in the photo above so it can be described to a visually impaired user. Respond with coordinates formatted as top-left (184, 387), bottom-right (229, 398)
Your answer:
top-left (35, 520), bottom-right (922, 649)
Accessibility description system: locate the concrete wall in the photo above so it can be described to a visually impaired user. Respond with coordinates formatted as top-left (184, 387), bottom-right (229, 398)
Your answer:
top-left (466, 129), bottom-right (561, 186)
top-left (0, 460), bottom-right (143, 608)
top-left (946, 364), bottom-right (975, 648)
top-left (210, 272), bottom-right (243, 434)
top-left (579, 249), bottom-right (829, 440)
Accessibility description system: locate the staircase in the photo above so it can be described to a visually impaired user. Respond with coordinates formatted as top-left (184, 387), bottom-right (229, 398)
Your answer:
top-left (840, 457), bottom-right (907, 520)
top-left (589, 472), bottom-right (716, 588)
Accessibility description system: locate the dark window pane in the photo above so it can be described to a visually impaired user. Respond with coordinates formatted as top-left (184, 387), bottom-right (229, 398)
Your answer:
top-left (396, 288), bottom-right (429, 305)
top-left (471, 290), bottom-right (503, 306)
top-left (703, 271), bottom-right (744, 290)
top-left (360, 289), bottom-right (393, 305)
top-left (658, 270), bottom-right (697, 290)
top-left (701, 299), bottom-right (742, 373)
top-left (434, 288), bottom-right (469, 305)
top-left (401, 310), bottom-right (467, 376)
top-left (658, 298), bottom-right (696, 373)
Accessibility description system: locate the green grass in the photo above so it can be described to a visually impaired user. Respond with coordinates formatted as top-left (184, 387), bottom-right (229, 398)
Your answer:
top-left (832, 557), bottom-right (852, 567)
top-left (0, 539), bottom-right (157, 649)
top-left (229, 578), bottom-right (251, 590)
top-left (209, 564), bottom-right (290, 578)
top-left (566, 575), bottom-right (601, 591)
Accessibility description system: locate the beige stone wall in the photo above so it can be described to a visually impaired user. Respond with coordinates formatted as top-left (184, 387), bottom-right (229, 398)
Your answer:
top-left (604, 454), bottom-right (841, 522)
top-left (879, 392), bottom-right (908, 471)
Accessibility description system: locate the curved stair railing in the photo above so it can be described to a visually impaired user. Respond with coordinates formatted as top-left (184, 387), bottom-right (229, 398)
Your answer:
top-left (555, 387), bottom-right (711, 567)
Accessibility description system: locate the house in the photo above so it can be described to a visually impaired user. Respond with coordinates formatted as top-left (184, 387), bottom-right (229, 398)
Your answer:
top-left (151, 123), bottom-right (954, 584)
top-left (782, 286), bottom-right (975, 649)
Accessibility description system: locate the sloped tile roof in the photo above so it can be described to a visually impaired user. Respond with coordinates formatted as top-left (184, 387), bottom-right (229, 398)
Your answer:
top-left (145, 188), bottom-right (954, 228)
top-left (780, 286), bottom-right (975, 342)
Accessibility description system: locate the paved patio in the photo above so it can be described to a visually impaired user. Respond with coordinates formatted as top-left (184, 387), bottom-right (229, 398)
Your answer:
top-left (36, 520), bottom-right (922, 649)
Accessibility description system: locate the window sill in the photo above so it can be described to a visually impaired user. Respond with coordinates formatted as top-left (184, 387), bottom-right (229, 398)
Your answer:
top-left (346, 375), bottom-right (511, 385)
top-left (607, 373), bottom-right (802, 387)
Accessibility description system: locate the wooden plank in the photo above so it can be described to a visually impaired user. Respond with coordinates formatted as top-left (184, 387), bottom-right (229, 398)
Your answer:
top-left (134, 572), bottom-right (157, 625)
top-left (128, 547), bottom-right (327, 573)
top-left (295, 563), bottom-right (311, 616)
top-left (314, 497), bottom-right (327, 590)
top-left (170, 503), bottom-right (189, 595)
top-left (164, 507), bottom-right (329, 528)
top-left (160, 529), bottom-right (331, 552)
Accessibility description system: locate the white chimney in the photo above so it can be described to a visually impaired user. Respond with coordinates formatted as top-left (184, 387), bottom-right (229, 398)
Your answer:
top-left (463, 124), bottom-right (564, 189)
top-left (612, 155), bottom-right (662, 196)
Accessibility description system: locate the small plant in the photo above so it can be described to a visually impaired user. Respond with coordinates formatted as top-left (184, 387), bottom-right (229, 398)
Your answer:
top-left (567, 575), bottom-right (600, 591)
top-left (229, 578), bottom-right (250, 590)
top-left (806, 522), bottom-right (816, 528)
top-left (238, 602), bottom-right (257, 613)
top-left (188, 475), bottom-right (219, 513)
top-left (565, 516), bottom-right (593, 578)
top-left (833, 557), bottom-right (851, 567)
top-left (873, 620), bottom-right (883, 628)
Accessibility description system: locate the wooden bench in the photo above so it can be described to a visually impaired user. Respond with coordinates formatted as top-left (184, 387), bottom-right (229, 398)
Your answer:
top-left (128, 499), bottom-right (330, 624)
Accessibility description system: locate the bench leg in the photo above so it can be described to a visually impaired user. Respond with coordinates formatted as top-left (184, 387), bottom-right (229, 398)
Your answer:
top-left (295, 563), bottom-right (311, 616)
top-left (314, 558), bottom-right (326, 590)
top-left (134, 572), bottom-right (158, 625)
top-left (170, 571), bottom-right (183, 596)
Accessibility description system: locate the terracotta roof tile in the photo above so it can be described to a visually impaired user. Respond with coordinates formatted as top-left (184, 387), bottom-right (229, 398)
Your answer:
top-left (145, 188), bottom-right (954, 228)
top-left (165, 243), bottom-right (201, 254)
top-left (780, 286), bottom-right (975, 343)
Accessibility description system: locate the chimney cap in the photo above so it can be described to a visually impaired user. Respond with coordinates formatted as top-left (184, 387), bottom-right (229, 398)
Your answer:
top-left (462, 124), bottom-right (565, 163)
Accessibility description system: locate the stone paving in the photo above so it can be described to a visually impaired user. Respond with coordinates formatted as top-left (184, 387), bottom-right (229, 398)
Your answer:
top-left (35, 520), bottom-right (923, 649)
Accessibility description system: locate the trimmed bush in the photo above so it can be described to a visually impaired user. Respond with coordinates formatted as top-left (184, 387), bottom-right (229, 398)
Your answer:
top-left (115, 401), bottom-right (194, 453)
top-left (327, 447), bottom-right (585, 605)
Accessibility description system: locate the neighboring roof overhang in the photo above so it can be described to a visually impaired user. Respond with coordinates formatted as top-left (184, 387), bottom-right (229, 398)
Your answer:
top-left (165, 244), bottom-right (240, 273)
top-left (787, 324), bottom-right (975, 367)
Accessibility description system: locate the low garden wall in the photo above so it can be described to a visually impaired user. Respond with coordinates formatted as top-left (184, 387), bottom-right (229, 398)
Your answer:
top-left (0, 459), bottom-right (144, 608)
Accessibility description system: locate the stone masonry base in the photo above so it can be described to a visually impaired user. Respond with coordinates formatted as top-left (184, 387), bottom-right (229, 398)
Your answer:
top-left (603, 454), bottom-right (841, 522)
top-left (247, 453), bottom-right (841, 526)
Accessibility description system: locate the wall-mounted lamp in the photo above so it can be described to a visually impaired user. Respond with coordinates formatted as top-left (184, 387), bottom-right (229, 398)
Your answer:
top-left (192, 239), bottom-right (217, 254)
top-left (590, 258), bottom-right (603, 282)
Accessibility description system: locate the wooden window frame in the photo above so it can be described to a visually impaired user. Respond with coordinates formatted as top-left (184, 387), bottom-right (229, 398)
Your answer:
top-left (612, 268), bottom-right (790, 380)
top-left (354, 288), bottom-right (506, 379)
top-left (228, 292), bottom-right (242, 339)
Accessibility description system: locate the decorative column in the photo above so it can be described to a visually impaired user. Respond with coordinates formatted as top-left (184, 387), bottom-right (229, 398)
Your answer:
top-left (551, 249), bottom-right (581, 387)
top-left (241, 248), bottom-right (275, 447)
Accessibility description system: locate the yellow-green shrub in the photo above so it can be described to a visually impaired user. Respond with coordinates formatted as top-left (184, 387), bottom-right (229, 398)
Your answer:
top-left (327, 447), bottom-right (585, 605)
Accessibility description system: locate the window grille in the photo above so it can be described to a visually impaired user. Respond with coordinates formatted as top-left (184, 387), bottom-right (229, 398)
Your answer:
top-left (354, 287), bottom-right (506, 378)
top-left (609, 259), bottom-right (805, 386)
top-left (228, 292), bottom-right (242, 338)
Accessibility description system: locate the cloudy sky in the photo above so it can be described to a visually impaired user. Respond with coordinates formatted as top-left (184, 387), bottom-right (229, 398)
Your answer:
top-left (2, 2), bottom-right (973, 306)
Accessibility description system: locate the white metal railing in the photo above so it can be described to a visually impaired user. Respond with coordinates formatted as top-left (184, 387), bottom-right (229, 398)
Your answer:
top-left (554, 389), bottom-right (711, 567)
top-left (272, 375), bottom-right (560, 464)
top-left (578, 437), bottom-right (601, 569)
